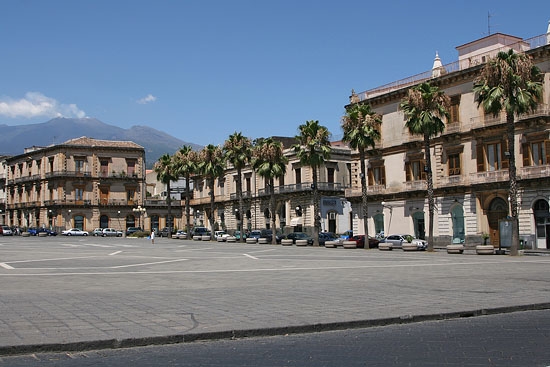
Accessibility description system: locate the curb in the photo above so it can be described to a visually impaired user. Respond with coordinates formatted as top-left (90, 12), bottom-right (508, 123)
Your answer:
top-left (2, 302), bottom-right (550, 356)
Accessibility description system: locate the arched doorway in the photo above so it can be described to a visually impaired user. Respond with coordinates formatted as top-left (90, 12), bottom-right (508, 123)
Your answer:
top-left (487, 197), bottom-right (508, 247)
top-left (74, 215), bottom-right (84, 230)
top-left (451, 205), bottom-right (465, 243)
top-left (533, 199), bottom-right (550, 249)
top-left (327, 211), bottom-right (337, 233)
top-left (412, 211), bottom-right (425, 240)
top-left (100, 215), bottom-right (109, 228)
top-left (373, 213), bottom-right (384, 237)
top-left (126, 215), bottom-right (136, 229)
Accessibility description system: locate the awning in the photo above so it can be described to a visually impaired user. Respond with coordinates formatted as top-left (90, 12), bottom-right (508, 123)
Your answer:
top-left (290, 218), bottom-right (302, 227)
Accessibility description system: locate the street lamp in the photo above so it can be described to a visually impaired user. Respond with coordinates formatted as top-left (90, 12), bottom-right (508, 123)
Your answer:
top-left (133, 206), bottom-right (146, 229)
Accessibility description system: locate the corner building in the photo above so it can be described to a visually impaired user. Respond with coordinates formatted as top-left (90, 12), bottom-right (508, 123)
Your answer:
top-left (346, 27), bottom-right (550, 249)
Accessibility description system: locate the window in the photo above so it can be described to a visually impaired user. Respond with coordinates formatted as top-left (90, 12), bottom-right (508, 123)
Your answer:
top-left (449, 95), bottom-right (460, 123)
top-left (327, 167), bottom-right (335, 184)
top-left (279, 174), bottom-right (285, 187)
top-left (245, 177), bottom-right (251, 193)
top-left (100, 160), bottom-right (109, 177)
top-left (127, 160), bottom-right (136, 176)
top-left (127, 189), bottom-right (135, 203)
top-left (75, 188), bottom-right (84, 201)
top-left (523, 140), bottom-right (550, 167)
top-left (295, 168), bottom-right (301, 184)
top-left (368, 166), bottom-right (386, 186)
top-left (476, 140), bottom-right (509, 172)
top-left (448, 153), bottom-right (461, 176)
top-left (75, 158), bottom-right (85, 173)
top-left (405, 159), bottom-right (426, 181)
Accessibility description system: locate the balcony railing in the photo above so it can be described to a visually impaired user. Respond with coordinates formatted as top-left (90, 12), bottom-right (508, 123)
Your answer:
top-left (229, 191), bottom-right (253, 200)
top-left (45, 170), bottom-right (92, 179)
top-left (519, 165), bottom-right (550, 180)
top-left (438, 175), bottom-right (467, 187)
top-left (344, 185), bottom-right (386, 198)
top-left (257, 182), bottom-right (344, 196)
top-left (144, 199), bottom-right (183, 207)
top-left (469, 170), bottom-right (509, 185)
top-left (404, 180), bottom-right (427, 191)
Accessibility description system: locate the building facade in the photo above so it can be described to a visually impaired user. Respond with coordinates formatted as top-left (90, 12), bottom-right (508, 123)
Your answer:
top-left (5, 137), bottom-right (154, 232)
top-left (346, 28), bottom-right (550, 249)
top-left (190, 138), bottom-right (353, 236)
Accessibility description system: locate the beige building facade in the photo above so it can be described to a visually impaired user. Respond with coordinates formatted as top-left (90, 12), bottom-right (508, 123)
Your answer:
top-left (4, 137), bottom-right (160, 232)
top-left (346, 28), bottom-right (550, 249)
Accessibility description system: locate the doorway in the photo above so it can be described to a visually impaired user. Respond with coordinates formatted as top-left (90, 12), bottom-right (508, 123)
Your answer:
top-left (487, 197), bottom-right (508, 247)
top-left (533, 199), bottom-right (550, 249)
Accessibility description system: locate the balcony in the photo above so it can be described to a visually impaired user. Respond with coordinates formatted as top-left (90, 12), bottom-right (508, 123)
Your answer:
top-left (229, 191), bottom-right (253, 200)
top-left (144, 199), bottom-right (183, 207)
top-left (45, 170), bottom-right (93, 179)
top-left (257, 182), bottom-right (344, 196)
top-left (469, 170), bottom-right (509, 185)
top-left (438, 175), bottom-right (468, 187)
top-left (519, 165), bottom-right (550, 180)
top-left (345, 184), bottom-right (386, 198)
top-left (404, 180), bottom-right (427, 191)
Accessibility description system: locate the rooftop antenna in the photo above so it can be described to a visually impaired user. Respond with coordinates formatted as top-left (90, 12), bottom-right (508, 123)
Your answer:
top-left (487, 11), bottom-right (492, 35)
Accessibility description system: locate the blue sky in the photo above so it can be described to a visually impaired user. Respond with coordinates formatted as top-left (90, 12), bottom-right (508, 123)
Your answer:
top-left (0, 0), bottom-right (548, 147)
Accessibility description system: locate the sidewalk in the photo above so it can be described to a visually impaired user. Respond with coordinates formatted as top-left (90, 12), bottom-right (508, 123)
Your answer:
top-left (1, 238), bottom-right (549, 356)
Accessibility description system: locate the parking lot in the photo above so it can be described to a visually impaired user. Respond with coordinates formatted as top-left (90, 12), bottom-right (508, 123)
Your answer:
top-left (1, 235), bottom-right (549, 354)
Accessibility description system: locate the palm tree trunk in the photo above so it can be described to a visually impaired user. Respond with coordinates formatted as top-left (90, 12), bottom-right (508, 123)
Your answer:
top-left (270, 178), bottom-right (276, 244)
top-left (424, 134), bottom-right (435, 252)
top-left (185, 173), bottom-right (191, 240)
top-left (359, 148), bottom-right (369, 240)
top-left (209, 177), bottom-right (215, 241)
top-left (312, 167), bottom-right (320, 246)
top-left (237, 168), bottom-right (244, 243)
top-left (507, 112), bottom-right (519, 256)
top-left (166, 181), bottom-right (172, 233)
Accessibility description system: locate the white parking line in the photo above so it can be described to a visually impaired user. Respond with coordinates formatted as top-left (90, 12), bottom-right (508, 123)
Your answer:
top-left (109, 251), bottom-right (122, 256)
top-left (110, 258), bottom-right (188, 269)
top-left (0, 262), bottom-right (14, 270)
top-left (244, 254), bottom-right (259, 260)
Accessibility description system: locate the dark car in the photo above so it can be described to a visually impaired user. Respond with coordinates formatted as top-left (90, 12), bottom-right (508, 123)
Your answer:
top-left (158, 227), bottom-right (174, 237)
top-left (260, 229), bottom-right (284, 244)
top-left (350, 235), bottom-right (379, 248)
top-left (126, 227), bottom-right (143, 236)
top-left (318, 232), bottom-right (339, 246)
top-left (286, 232), bottom-right (314, 245)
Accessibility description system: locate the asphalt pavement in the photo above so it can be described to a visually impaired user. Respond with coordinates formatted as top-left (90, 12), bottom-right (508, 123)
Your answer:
top-left (0, 235), bottom-right (549, 356)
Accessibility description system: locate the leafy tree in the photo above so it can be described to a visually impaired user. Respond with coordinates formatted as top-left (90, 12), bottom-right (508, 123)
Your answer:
top-left (172, 145), bottom-right (198, 239)
top-left (198, 144), bottom-right (225, 240)
top-left (223, 132), bottom-right (252, 243)
top-left (473, 49), bottom-right (543, 255)
top-left (341, 103), bottom-right (382, 242)
top-left (252, 138), bottom-right (288, 244)
top-left (292, 120), bottom-right (331, 246)
top-left (400, 82), bottom-right (450, 252)
top-left (154, 153), bottom-right (178, 232)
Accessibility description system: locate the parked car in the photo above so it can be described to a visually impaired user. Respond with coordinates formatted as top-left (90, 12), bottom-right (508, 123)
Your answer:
top-left (158, 227), bottom-right (175, 237)
top-left (380, 234), bottom-right (427, 250)
top-left (126, 227), bottom-right (142, 236)
top-left (260, 229), bottom-right (284, 244)
top-left (102, 228), bottom-right (123, 237)
top-left (318, 232), bottom-right (339, 246)
top-left (286, 232), bottom-right (314, 245)
top-left (350, 234), bottom-right (380, 248)
top-left (339, 230), bottom-right (353, 241)
top-left (248, 230), bottom-right (262, 239)
top-left (62, 228), bottom-right (89, 236)
top-left (214, 230), bottom-right (231, 241)
top-left (92, 228), bottom-right (104, 236)
top-left (174, 230), bottom-right (187, 239)
top-left (1, 225), bottom-right (13, 236)
top-left (191, 227), bottom-right (210, 236)
top-left (234, 230), bottom-right (246, 240)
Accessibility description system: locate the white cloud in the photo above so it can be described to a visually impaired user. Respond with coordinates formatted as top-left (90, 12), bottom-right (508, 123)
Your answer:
top-left (137, 94), bottom-right (157, 104)
top-left (0, 92), bottom-right (86, 119)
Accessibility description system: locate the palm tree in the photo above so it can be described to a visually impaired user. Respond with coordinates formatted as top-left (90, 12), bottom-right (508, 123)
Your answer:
top-left (154, 153), bottom-right (178, 233)
top-left (341, 103), bottom-right (382, 243)
top-left (473, 49), bottom-right (543, 256)
top-left (172, 145), bottom-right (198, 240)
top-left (252, 137), bottom-right (288, 244)
top-left (198, 144), bottom-right (225, 240)
top-left (223, 132), bottom-right (252, 243)
top-left (400, 82), bottom-right (450, 252)
top-left (292, 120), bottom-right (331, 246)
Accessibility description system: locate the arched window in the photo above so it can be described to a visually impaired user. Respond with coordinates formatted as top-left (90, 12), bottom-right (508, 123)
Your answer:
top-left (100, 215), bottom-right (109, 228)
top-left (74, 215), bottom-right (84, 230)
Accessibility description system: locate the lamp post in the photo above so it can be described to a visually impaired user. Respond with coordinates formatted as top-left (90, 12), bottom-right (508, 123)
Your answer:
top-left (117, 210), bottom-right (121, 232)
top-left (133, 206), bottom-right (146, 229)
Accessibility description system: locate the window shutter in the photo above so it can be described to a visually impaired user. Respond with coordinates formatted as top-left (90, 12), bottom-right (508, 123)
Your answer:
top-left (476, 144), bottom-right (485, 172)
top-left (545, 141), bottom-right (550, 165)
top-left (368, 168), bottom-right (373, 186)
top-left (421, 161), bottom-right (427, 180)
top-left (381, 166), bottom-right (386, 185)
top-left (522, 143), bottom-right (530, 167)
top-left (405, 162), bottom-right (412, 182)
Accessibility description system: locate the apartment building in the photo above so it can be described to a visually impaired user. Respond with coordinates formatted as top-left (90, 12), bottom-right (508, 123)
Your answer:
top-left (346, 26), bottom-right (550, 249)
top-left (4, 137), bottom-right (155, 232)
top-left (190, 138), bottom-right (352, 235)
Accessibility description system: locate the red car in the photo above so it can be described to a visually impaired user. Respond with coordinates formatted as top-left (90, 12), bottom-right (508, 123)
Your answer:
top-left (350, 235), bottom-right (380, 248)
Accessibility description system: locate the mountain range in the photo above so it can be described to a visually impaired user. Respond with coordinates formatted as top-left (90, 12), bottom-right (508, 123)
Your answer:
top-left (0, 117), bottom-right (202, 168)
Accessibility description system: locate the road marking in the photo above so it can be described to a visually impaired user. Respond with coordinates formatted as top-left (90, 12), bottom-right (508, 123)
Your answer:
top-left (109, 251), bottom-right (122, 256)
top-left (110, 258), bottom-right (188, 269)
top-left (0, 262), bottom-right (14, 269)
top-left (244, 253), bottom-right (259, 260)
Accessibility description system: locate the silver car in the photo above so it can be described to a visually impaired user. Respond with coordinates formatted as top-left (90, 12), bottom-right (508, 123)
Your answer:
top-left (102, 228), bottom-right (123, 237)
top-left (1, 225), bottom-right (13, 236)
top-left (62, 228), bottom-right (89, 236)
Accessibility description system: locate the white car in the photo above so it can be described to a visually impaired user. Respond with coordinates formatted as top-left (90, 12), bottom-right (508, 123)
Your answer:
top-left (62, 228), bottom-right (89, 236)
top-left (214, 231), bottom-right (231, 241)
top-left (174, 230), bottom-right (187, 239)
top-left (102, 228), bottom-right (123, 237)
top-left (380, 234), bottom-right (427, 250)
